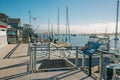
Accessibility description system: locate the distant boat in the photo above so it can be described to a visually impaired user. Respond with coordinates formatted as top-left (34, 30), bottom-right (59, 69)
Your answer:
top-left (89, 35), bottom-right (98, 38)
top-left (71, 34), bottom-right (77, 37)
top-left (82, 34), bottom-right (87, 36)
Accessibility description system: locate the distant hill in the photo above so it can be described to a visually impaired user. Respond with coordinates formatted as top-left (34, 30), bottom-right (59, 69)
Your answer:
top-left (0, 13), bottom-right (9, 18)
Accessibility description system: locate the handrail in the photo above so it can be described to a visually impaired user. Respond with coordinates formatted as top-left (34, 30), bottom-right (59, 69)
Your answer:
top-left (29, 43), bottom-right (80, 72)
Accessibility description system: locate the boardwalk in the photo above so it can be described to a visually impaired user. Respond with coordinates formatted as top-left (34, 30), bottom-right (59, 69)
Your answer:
top-left (0, 43), bottom-right (97, 80)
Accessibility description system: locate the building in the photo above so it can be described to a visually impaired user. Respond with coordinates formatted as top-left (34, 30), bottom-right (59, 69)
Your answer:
top-left (0, 13), bottom-right (23, 43)
top-left (6, 18), bottom-right (22, 43)
top-left (8, 18), bottom-right (21, 29)
top-left (0, 21), bottom-right (10, 48)
top-left (0, 18), bottom-right (21, 29)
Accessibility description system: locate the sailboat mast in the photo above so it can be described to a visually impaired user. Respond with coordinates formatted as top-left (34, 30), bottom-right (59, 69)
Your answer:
top-left (48, 19), bottom-right (50, 41)
top-left (57, 7), bottom-right (60, 40)
top-left (105, 26), bottom-right (108, 36)
top-left (66, 6), bottom-right (71, 43)
top-left (65, 6), bottom-right (68, 42)
top-left (51, 25), bottom-right (54, 41)
top-left (115, 0), bottom-right (119, 40)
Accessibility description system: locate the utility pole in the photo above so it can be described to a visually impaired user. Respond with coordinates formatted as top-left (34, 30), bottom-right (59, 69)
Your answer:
top-left (29, 11), bottom-right (31, 27)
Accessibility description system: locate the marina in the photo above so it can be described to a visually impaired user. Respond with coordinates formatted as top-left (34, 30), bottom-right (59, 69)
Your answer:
top-left (0, 0), bottom-right (120, 80)
top-left (0, 35), bottom-right (119, 80)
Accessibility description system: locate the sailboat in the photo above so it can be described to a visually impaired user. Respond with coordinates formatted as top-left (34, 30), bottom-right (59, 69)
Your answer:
top-left (57, 6), bottom-right (71, 47)
top-left (65, 6), bottom-right (71, 44)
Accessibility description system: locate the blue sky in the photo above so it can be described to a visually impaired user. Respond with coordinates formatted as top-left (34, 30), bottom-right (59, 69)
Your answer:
top-left (0, 0), bottom-right (119, 33)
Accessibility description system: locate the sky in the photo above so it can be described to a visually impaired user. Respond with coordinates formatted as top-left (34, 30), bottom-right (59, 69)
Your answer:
top-left (0, 0), bottom-right (120, 34)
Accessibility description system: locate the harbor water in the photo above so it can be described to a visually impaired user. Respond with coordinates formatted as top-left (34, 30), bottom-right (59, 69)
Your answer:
top-left (58, 35), bottom-right (120, 50)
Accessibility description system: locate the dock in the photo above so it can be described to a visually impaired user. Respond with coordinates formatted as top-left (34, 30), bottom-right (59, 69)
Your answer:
top-left (0, 43), bottom-right (97, 80)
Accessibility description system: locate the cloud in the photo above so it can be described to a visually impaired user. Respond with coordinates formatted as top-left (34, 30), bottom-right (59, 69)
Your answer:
top-left (35, 22), bottom-right (119, 34)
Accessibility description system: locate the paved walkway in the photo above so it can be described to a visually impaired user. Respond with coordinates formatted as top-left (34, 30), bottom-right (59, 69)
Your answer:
top-left (0, 43), bottom-right (98, 80)
top-left (0, 44), bottom-right (16, 59)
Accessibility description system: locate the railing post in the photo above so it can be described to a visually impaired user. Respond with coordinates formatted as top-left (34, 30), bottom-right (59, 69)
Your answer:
top-left (29, 47), bottom-right (32, 71)
top-left (88, 55), bottom-right (92, 76)
top-left (99, 52), bottom-right (103, 80)
top-left (104, 64), bottom-right (107, 80)
top-left (82, 54), bottom-right (85, 69)
top-left (75, 47), bottom-right (78, 68)
top-left (33, 47), bottom-right (36, 72)
top-left (30, 47), bottom-right (34, 72)
top-left (28, 37), bottom-right (30, 56)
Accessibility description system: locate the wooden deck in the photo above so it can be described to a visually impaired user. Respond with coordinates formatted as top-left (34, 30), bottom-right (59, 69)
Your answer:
top-left (0, 43), bottom-right (97, 80)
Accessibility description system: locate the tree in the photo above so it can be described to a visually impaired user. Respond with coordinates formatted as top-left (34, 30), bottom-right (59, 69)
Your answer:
top-left (22, 24), bottom-right (34, 42)
top-left (0, 13), bottom-right (9, 18)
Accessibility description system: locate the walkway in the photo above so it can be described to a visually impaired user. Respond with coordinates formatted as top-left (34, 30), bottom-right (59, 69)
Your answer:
top-left (0, 43), bottom-right (97, 80)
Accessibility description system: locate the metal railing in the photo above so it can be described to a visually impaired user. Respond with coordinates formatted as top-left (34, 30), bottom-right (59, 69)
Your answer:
top-left (28, 36), bottom-right (119, 80)
top-left (29, 43), bottom-right (82, 73)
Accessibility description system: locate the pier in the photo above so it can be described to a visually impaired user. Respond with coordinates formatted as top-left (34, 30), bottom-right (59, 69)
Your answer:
top-left (0, 43), bottom-right (96, 80)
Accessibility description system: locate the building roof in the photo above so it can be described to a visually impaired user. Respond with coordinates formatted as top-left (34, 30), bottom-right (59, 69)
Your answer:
top-left (0, 18), bottom-right (8, 23)
top-left (8, 18), bottom-right (21, 23)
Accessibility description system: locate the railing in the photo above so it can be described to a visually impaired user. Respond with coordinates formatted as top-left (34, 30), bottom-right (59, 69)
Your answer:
top-left (29, 43), bottom-right (83, 73)
top-left (97, 48), bottom-right (120, 80)
top-left (28, 36), bottom-right (120, 80)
